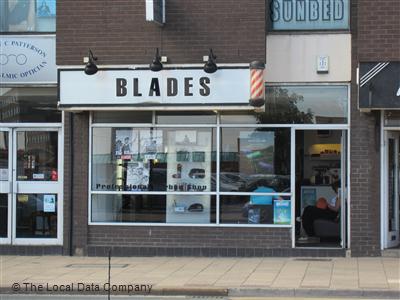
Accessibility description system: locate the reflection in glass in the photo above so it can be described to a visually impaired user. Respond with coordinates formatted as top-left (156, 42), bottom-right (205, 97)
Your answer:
top-left (16, 194), bottom-right (57, 238)
top-left (0, 0), bottom-right (56, 32)
top-left (92, 127), bottom-right (216, 192)
top-left (17, 131), bottom-right (58, 181)
top-left (0, 88), bottom-right (60, 122)
top-left (262, 86), bottom-right (348, 124)
top-left (0, 132), bottom-right (8, 181)
top-left (220, 195), bottom-right (291, 225)
top-left (220, 128), bottom-right (290, 192)
top-left (0, 194), bottom-right (8, 237)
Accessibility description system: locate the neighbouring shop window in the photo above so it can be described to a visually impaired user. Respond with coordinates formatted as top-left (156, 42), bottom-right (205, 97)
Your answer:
top-left (0, 132), bottom-right (9, 181)
top-left (384, 111), bottom-right (400, 127)
top-left (92, 127), bottom-right (217, 192)
top-left (220, 128), bottom-right (291, 192)
top-left (0, 88), bottom-right (60, 123)
top-left (0, 0), bottom-right (56, 32)
top-left (16, 131), bottom-right (58, 181)
top-left (262, 85), bottom-right (348, 124)
top-left (16, 193), bottom-right (57, 238)
top-left (269, 0), bottom-right (349, 31)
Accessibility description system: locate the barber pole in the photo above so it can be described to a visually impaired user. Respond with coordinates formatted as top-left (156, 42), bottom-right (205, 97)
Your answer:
top-left (249, 61), bottom-right (265, 107)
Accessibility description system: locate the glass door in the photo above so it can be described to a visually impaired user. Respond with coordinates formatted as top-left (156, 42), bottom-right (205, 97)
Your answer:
top-left (385, 131), bottom-right (400, 248)
top-left (12, 128), bottom-right (62, 245)
top-left (295, 129), bottom-right (346, 248)
top-left (0, 129), bottom-right (11, 244)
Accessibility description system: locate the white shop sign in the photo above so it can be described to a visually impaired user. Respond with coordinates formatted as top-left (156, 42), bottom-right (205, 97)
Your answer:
top-left (0, 35), bottom-right (57, 84)
top-left (59, 68), bottom-right (250, 106)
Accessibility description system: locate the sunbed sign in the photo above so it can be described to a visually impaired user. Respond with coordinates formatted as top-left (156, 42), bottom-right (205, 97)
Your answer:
top-left (59, 68), bottom-right (250, 106)
top-left (270, 0), bottom-right (349, 30)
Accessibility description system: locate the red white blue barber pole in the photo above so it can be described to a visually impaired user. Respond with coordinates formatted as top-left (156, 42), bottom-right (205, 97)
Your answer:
top-left (249, 61), bottom-right (265, 107)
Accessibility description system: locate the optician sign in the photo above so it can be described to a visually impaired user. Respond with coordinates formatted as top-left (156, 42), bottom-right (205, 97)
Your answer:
top-left (59, 68), bottom-right (250, 107)
top-left (270, 0), bottom-right (349, 30)
top-left (0, 35), bottom-right (57, 84)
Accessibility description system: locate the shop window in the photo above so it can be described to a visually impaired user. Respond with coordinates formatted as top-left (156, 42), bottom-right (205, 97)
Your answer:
top-left (91, 194), bottom-right (216, 224)
top-left (269, 0), bottom-right (349, 31)
top-left (220, 127), bottom-right (291, 192)
top-left (0, 0), bottom-right (56, 32)
top-left (262, 85), bottom-right (348, 124)
top-left (92, 127), bottom-right (217, 192)
top-left (0, 88), bottom-right (60, 123)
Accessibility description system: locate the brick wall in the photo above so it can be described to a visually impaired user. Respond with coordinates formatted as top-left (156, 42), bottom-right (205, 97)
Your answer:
top-left (349, 0), bottom-right (388, 256)
top-left (70, 113), bottom-right (90, 255)
top-left (57, 0), bottom-right (266, 65)
top-left (357, 0), bottom-right (400, 61)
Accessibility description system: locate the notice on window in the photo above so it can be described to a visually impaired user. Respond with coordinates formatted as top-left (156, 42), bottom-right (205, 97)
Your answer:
top-left (0, 169), bottom-right (8, 181)
top-left (43, 194), bottom-right (56, 212)
top-left (273, 200), bottom-right (291, 225)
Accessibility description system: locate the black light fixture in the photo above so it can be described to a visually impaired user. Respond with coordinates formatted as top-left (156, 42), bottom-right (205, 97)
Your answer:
top-left (84, 49), bottom-right (98, 75)
top-left (203, 48), bottom-right (217, 74)
top-left (149, 48), bottom-right (163, 72)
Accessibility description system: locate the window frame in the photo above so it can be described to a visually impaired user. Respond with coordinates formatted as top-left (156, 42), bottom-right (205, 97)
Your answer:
top-left (88, 83), bottom-right (350, 228)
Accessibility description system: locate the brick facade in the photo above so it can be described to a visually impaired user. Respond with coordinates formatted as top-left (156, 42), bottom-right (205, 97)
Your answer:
top-left (50, 0), bottom-right (399, 258)
top-left (349, 0), bottom-right (399, 256)
top-left (56, 0), bottom-right (265, 66)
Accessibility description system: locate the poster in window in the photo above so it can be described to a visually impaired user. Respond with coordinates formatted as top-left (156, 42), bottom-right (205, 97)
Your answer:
top-left (140, 130), bottom-right (163, 160)
top-left (115, 129), bottom-right (138, 159)
top-left (126, 162), bottom-right (149, 190)
top-left (239, 131), bottom-right (275, 174)
top-left (273, 200), bottom-right (291, 225)
top-left (175, 131), bottom-right (197, 145)
top-left (7, 0), bottom-right (35, 31)
top-left (36, 0), bottom-right (56, 17)
top-left (43, 194), bottom-right (56, 212)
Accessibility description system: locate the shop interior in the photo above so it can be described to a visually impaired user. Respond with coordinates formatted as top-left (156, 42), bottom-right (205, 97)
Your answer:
top-left (295, 129), bottom-right (343, 247)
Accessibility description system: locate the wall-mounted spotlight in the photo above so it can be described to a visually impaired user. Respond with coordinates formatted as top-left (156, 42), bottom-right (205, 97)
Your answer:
top-left (203, 49), bottom-right (217, 74)
top-left (84, 49), bottom-right (98, 75)
top-left (150, 48), bottom-right (163, 72)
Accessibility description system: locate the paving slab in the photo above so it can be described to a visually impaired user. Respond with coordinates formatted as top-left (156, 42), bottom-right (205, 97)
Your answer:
top-left (0, 255), bottom-right (399, 298)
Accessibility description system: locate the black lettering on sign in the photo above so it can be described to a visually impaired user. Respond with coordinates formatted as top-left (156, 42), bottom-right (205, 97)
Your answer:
top-left (133, 78), bottom-right (142, 96)
top-left (283, 0), bottom-right (293, 21)
top-left (167, 78), bottom-right (178, 96)
top-left (334, 0), bottom-right (344, 20)
top-left (184, 77), bottom-right (193, 96)
top-left (199, 77), bottom-right (210, 96)
top-left (322, 0), bottom-right (330, 21)
top-left (271, 0), bottom-right (280, 22)
top-left (296, 0), bottom-right (306, 21)
top-left (116, 78), bottom-right (127, 96)
top-left (149, 78), bottom-right (161, 96)
top-left (309, 0), bottom-right (319, 21)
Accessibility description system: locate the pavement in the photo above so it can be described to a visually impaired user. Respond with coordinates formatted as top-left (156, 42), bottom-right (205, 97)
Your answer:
top-left (0, 255), bottom-right (399, 298)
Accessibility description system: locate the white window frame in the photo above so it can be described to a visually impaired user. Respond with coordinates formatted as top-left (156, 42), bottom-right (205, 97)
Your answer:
top-left (87, 84), bottom-right (350, 241)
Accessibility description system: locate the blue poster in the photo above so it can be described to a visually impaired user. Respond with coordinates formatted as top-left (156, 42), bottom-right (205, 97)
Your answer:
top-left (273, 200), bottom-right (291, 224)
top-left (36, 0), bottom-right (56, 17)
